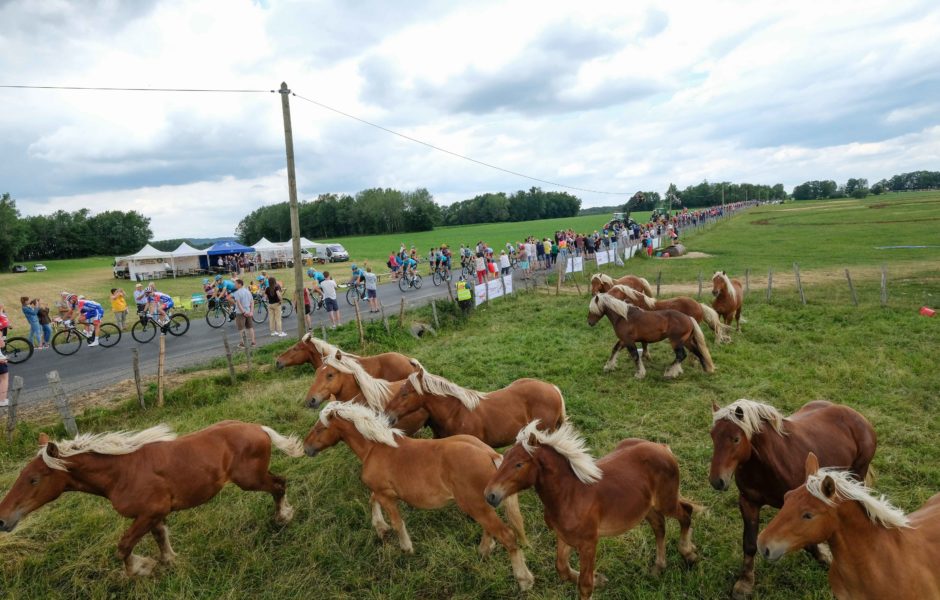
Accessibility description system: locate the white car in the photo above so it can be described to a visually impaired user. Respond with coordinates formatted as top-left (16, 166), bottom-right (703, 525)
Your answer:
top-left (33, 264), bottom-right (47, 272)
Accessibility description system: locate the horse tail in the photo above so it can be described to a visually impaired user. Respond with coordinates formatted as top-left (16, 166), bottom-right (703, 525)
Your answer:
top-left (503, 493), bottom-right (529, 547)
top-left (689, 319), bottom-right (715, 373)
top-left (864, 464), bottom-right (876, 487)
top-left (679, 496), bottom-right (707, 517)
top-left (638, 276), bottom-right (654, 297)
top-left (261, 426), bottom-right (305, 458)
top-left (700, 303), bottom-right (730, 343)
top-left (553, 384), bottom-right (566, 425)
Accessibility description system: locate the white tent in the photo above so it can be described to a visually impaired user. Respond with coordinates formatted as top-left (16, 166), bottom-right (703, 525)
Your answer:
top-left (254, 237), bottom-right (289, 263)
top-left (115, 244), bottom-right (173, 281)
top-left (170, 242), bottom-right (207, 274)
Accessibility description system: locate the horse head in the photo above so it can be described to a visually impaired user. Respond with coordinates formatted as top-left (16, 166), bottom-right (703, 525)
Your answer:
top-left (384, 375), bottom-right (424, 424)
top-left (275, 337), bottom-right (320, 370)
top-left (711, 271), bottom-right (729, 298)
top-left (589, 274), bottom-right (612, 296)
top-left (484, 434), bottom-right (540, 508)
top-left (0, 434), bottom-right (70, 532)
top-left (305, 358), bottom-right (353, 408)
top-left (708, 401), bottom-right (753, 491)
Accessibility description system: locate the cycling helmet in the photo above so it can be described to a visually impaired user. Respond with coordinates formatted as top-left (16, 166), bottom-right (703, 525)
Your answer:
top-left (214, 274), bottom-right (222, 281)
top-left (202, 278), bottom-right (209, 285)
top-left (307, 268), bottom-right (315, 277)
top-left (351, 264), bottom-right (358, 270)
top-left (66, 294), bottom-right (77, 304)
top-left (257, 275), bottom-right (265, 281)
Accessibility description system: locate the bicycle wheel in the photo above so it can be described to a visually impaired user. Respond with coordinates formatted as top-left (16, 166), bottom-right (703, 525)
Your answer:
top-left (167, 314), bottom-right (190, 337)
top-left (51, 330), bottom-right (82, 356)
top-left (280, 299), bottom-right (294, 318)
top-left (398, 276), bottom-right (408, 292)
top-left (131, 320), bottom-right (157, 343)
top-left (253, 300), bottom-right (269, 324)
top-left (98, 323), bottom-right (122, 347)
top-left (206, 306), bottom-right (227, 328)
top-left (413, 274), bottom-right (423, 289)
top-left (3, 336), bottom-right (33, 364)
top-left (346, 286), bottom-right (359, 305)
top-left (432, 271), bottom-right (443, 286)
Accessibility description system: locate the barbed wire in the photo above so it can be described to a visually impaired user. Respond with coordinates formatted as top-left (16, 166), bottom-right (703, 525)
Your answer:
top-left (0, 84), bottom-right (273, 93)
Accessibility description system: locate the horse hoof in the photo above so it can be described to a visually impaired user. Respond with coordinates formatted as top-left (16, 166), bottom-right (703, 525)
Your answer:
top-left (374, 526), bottom-right (390, 539)
top-left (160, 549), bottom-right (178, 565)
top-left (400, 542), bottom-right (415, 554)
top-left (517, 570), bottom-right (535, 591)
top-left (731, 578), bottom-right (754, 599)
top-left (126, 555), bottom-right (158, 577)
top-left (595, 572), bottom-right (609, 588)
top-left (683, 551), bottom-right (700, 567)
top-left (275, 504), bottom-right (295, 525)
top-left (649, 563), bottom-right (665, 577)
top-left (634, 372), bottom-right (647, 380)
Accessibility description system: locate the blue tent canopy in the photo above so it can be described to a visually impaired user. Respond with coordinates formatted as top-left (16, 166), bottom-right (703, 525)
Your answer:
top-left (205, 241), bottom-right (256, 256)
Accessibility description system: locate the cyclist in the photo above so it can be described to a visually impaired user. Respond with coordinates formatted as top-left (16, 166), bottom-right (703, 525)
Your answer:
top-left (214, 274), bottom-right (237, 306)
top-left (402, 255), bottom-right (418, 283)
top-left (307, 268), bottom-right (326, 316)
top-left (257, 273), bottom-right (270, 292)
top-left (65, 294), bottom-right (104, 346)
top-left (147, 289), bottom-right (175, 324)
top-left (350, 264), bottom-right (366, 299)
top-left (439, 245), bottom-right (452, 278)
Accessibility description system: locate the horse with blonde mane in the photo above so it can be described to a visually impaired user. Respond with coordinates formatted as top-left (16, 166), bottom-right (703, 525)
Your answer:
top-left (711, 271), bottom-right (744, 331)
top-left (609, 284), bottom-right (731, 344)
top-left (0, 421), bottom-right (303, 576)
top-left (274, 334), bottom-right (416, 380)
top-left (303, 402), bottom-right (534, 591)
top-left (383, 359), bottom-right (566, 447)
top-left (304, 351), bottom-right (428, 436)
top-left (709, 400), bottom-right (877, 599)
top-left (485, 421), bottom-right (700, 600)
top-left (587, 292), bottom-right (714, 379)
top-left (759, 453), bottom-right (940, 600)
top-left (590, 272), bottom-right (654, 297)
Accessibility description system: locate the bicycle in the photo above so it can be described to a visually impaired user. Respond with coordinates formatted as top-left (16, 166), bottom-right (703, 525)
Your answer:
top-left (51, 320), bottom-right (121, 356)
top-left (131, 310), bottom-right (191, 343)
top-left (2, 336), bottom-right (34, 364)
top-left (205, 297), bottom-right (236, 329)
top-left (431, 265), bottom-right (452, 287)
top-left (345, 281), bottom-right (366, 306)
top-left (253, 293), bottom-right (294, 322)
top-left (398, 271), bottom-right (423, 292)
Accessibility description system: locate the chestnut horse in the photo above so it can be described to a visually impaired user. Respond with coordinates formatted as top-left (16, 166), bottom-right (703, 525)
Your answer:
top-left (303, 351), bottom-right (428, 436)
top-left (383, 360), bottom-right (566, 448)
top-left (274, 334), bottom-right (415, 381)
top-left (709, 399), bottom-right (877, 599)
top-left (587, 292), bottom-right (714, 379)
top-left (0, 422), bottom-right (303, 576)
top-left (759, 453), bottom-right (940, 600)
top-left (609, 284), bottom-right (731, 344)
top-left (590, 272), bottom-right (654, 297)
top-left (711, 271), bottom-right (744, 331)
top-left (485, 421), bottom-right (699, 600)
top-left (303, 402), bottom-right (534, 590)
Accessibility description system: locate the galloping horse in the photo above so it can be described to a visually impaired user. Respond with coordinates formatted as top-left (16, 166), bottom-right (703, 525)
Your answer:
top-left (304, 351), bottom-right (428, 435)
top-left (587, 292), bottom-right (714, 379)
top-left (590, 272), bottom-right (654, 297)
top-left (609, 284), bottom-right (730, 343)
top-left (275, 334), bottom-right (416, 380)
top-left (383, 360), bottom-right (566, 447)
top-left (759, 453), bottom-right (940, 600)
top-left (485, 421), bottom-right (699, 600)
top-left (0, 422), bottom-right (303, 576)
top-left (709, 399), bottom-right (877, 599)
top-left (303, 402), bottom-right (534, 591)
top-left (711, 271), bottom-right (744, 331)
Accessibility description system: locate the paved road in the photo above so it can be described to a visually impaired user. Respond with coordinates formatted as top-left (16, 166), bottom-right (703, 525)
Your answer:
top-left (9, 270), bottom-right (527, 407)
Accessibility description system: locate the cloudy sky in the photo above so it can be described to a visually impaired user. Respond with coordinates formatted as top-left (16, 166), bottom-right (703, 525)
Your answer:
top-left (2, 0), bottom-right (939, 239)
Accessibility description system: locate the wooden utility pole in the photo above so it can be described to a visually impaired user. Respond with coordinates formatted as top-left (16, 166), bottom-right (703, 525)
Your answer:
top-left (279, 82), bottom-right (307, 340)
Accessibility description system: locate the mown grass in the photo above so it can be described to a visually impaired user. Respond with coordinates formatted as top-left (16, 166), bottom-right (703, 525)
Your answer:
top-left (0, 264), bottom-right (938, 599)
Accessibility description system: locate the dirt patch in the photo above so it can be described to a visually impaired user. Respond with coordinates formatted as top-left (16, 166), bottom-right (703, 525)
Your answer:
top-left (657, 251), bottom-right (713, 260)
top-left (869, 203), bottom-right (888, 209)
top-left (752, 219), bottom-right (771, 225)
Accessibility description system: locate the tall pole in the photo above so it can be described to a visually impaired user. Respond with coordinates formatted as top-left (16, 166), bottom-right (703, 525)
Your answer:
top-left (279, 82), bottom-right (307, 339)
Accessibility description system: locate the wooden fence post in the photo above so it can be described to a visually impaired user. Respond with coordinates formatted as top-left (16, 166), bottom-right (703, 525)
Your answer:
top-left (697, 272), bottom-right (703, 299)
top-left (353, 297), bottom-right (365, 346)
top-left (320, 323), bottom-right (328, 341)
top-left (221, 330), bottom-right (237, 384)
top-left (5, 375), bottom-right (23, 443)
top-left (766, 268), bottom-right (774, 303)
top-left (881, 265), bottom-right (888, 307)
top-left (446, 280), bottom-right (455, 303)
top-left (157, 334), bottom-right (166, 407)
top-left (745, 268), bottom-right (750, 296)
top-left (132, 347), bottom-right (145, 409)
top-left (555, 259), bottom-right (563, 296)
top-left (380, 303), bottom-right (390, 334)
top-left (656, 270), bottom-right (662, 297)
top-left (845, 269), bottom-right (859, 307)
top-left (431, 298), bottom-right (440, 329)
top-left (793, 263), bottom-right (806, 305)
top-left (399, 297), bottom-right (406, 328)
top-left (46, 371), bottom-right (78, 437)
top-left (241, 330), bottom-right (252, 372)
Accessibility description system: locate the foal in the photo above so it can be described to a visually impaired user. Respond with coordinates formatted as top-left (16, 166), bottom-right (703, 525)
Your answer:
top-left (274, 334), bottom-right (416, 380)
top-left (590, 272), bottom-right (654, 297)
top-left (609, 284), bottom-right (730, 344)
top-left (711, 271), bottom-right (744, 331)
top-left (485, 420), bottom-right (699, 600)
top-left (587, 292), bottom-right (714, 379)
top-left (709, 399), bottom-right (877, 599)
top-left (759, 453), bottom-right (940, 600)
top-left (303, 402), bottom-right (534, 590)
top-left (0, 422), bottom-right (303, 576)
top-left (383, 360), bottom-right (566, 447)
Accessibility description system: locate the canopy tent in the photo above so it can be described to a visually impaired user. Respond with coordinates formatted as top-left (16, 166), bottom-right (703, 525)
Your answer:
top-left (170, 242), bottom-right (207, 274)
top-left (171, 241), bottom-right (206, 257)
top-left (252, 237), bottom-right (289, 262)
top-left (206, 240), bottom-right (255, 256)
top-left (114, 244), bottom-right (173, 281)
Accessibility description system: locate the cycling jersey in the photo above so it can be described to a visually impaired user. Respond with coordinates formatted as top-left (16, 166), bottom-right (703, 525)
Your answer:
top-left (351, 268), bottom-right (365, 281)
top-left (310, 271), bottom-right (326, 283)
top-left (217, 280), bottom-right (237, 293)
top-left (403, 258), bottom-right (417, 270)
top-left (75, 299), bottom-right (105, 321)
top-left (152, 292), bottom-right (174, 309)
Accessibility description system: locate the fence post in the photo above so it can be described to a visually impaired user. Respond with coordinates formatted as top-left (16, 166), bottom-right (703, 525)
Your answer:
top-left (446, 279), bottom-right (455, 303)
top-left (157, 334), bottom-right (166, 407)
top-left (766, 268), bottom-right (774, 303)
top-left (399, 297), bottom-right (406, 328)
top-left (793, 263), bottom-right (806, 305)
top-left (745, 268), bottom-right (750, 296)
top-left (555, 259), bottom-right (563, 296)
top-left (845, 269), bottom-right (859, 307)
top-left (132, 347), bottom-right (145, 409)
top-left (697, 272), bottom-right (703, 299)
top-left (221, 330), bottom-right (237, 384)
top-left (431, 298), bottom-right (440, 329)
top-left (320, 323), bottom-right (328, 341)
top-left (5, 375), bottom-right (23, 443)
top-left (880, 265), bottom-right (888, 307)
top-left (656, 270), bottom-right (662, 297)
top-left (353, 297), bottom-right (365, 347)
top-left (46, 371), bottom-right (78, 437)
top-left (241, 330), bottom-right (253, 372)
top-left (380, 303), bottom-right (390, 334)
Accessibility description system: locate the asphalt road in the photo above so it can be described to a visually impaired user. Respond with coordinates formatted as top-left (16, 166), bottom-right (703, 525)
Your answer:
top-left (8, 269), bottom-right (526, 408)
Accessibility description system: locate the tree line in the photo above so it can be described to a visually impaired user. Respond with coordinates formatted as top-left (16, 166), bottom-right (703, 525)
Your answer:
top-left (439, 188), bottom-right (581, 226)
top-left (792, 170), bottom-right (940, 200)
top-left (0, 193), bottom-right (152, 269)
top-left (624, 181), bottom-right (786, 213)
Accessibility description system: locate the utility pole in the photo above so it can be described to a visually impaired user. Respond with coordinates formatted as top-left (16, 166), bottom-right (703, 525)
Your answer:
top-left (279, 81), bottom-right (307, 338)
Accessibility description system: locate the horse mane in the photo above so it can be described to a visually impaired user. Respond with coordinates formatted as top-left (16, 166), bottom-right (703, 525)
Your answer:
top-left (319, 401), bottom-right (403, 447)
top-left (713, 271), bottom-right (736, 303)
top-left (39, 424), bottom-right (177, 471)
top-left (517, 420), bottom-right (603, 484)
top-left (807, 468), bottom-right (911, 529)
top-left (408, 359), bottom-right (487, 410)
top-left (611, 284), bottom-right (656, 309)
top-left (302, 334), bottom-right (361, 360)
top-left (712, 399), bottom-right (787, 439)
top-left (589, 292), bottom-right (634, 321)
top-left (591, 273), bottom-right (613, 288)
top-left (322, 354), bottom-right (391, 410)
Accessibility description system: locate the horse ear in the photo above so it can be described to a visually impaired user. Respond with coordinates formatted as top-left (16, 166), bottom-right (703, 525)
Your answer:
top-left (711, 400), bottom-right (720, 413)
top-left (334, 350), bottom-right (343, 361)
top-left (734, 406), bottom-right (745, 420)
top-left (821, 475), bottom-right (836, 498)
top-left (722, 270), bottom-right (726, 275)
top-left (45, 442), bottom-right (60, 458)
top-left (527, 432), bottom-right (538, 447)
top-left (38, 432), bottom-right (49, 446)
top-left (804, 452), bottom-right (820, 478)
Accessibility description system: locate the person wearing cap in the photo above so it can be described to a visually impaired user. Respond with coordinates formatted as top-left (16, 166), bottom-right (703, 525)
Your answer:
top-left (110, 288), bottom-right (128, 330)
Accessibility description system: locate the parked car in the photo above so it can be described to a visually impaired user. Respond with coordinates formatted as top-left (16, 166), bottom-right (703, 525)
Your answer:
top-left (33, 264), bottom-right (47, 272)
top-left (11, 265), bottom-right (27, 273)
top-left (326, 244), bottom-right (349, 262)
top-left (113, 261), bottom-right (130, 279)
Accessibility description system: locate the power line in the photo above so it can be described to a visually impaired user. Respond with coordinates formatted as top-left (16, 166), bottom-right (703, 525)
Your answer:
top-left (0, 84), bottom-right (273, 93)
top-left (291, 91), bottom-right (632, 196)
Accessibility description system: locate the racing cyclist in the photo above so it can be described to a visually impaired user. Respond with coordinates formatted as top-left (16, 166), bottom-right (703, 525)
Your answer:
top-left (66, 294), bottom-right (104, 346)
top-left (147, 289), bottom-right (175, 324)
top-left (402, 255), bottom-right (418, 283)
top-left (350, 264), bottom-right (366, 300)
